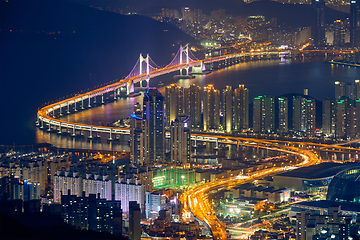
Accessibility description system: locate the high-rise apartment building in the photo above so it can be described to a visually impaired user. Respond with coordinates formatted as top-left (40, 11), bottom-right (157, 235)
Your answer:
top-left (54, 170), bottom-right (81, 203)
top-left (165, 84), bottom-right (179, 127)
top-left (193, 9), bottom-right (203, 23)
top-left (182, 7), bottom-right (193, 23)
top-left (293, 96), bottom-right (316, 135)
top-left (356, 79), bottom-right (360, 99)
top-left (203, 84), bottom-right (220, 130)
top-left (335, 97), bottom-right (357, 139)
top-left (278, 97), bottom-right (288, 133)
top-left (130, 116), bottom-right (149, 166)
top-left (253, 95), bottom-right (275, 133)
top-left (61, 192), bottom-right (122, 235)
top-left (322, 97), bottom-right (336, 136)
top-left (165, 84), bottom-right (186, 127)
top-left (114, 179), bottom-right (144, 214)
top-left (222, 86), bottom-right (233, 133)
top-left (350, 0), bottom-right (360, 48)
top-left (333, 20), bottom-right (345, 47)
top-left (311, 0), bottom-right (326, 47)
top-left (161, 8), bottom-right (180, 20)
top-left (184, 84), bottom-right (201, 128)
top-left (346, 82), bottom-right (357, 100)
top-left (170, 115), bottom-right (191, 165)
top-left (143, 88), bottom-right (165, 163)
top-left (129, 201), bottom-right (141, 240)
top-left (222, 85), bottom-right (249, 133)
top-left (234, 85), bottom-right (249, 131)
top-left (82, 174), bottom-right (112, 201)
top-left (335, 81), bottom-right (346, 100)
top-left (335, 80), bottom-right (360, 100)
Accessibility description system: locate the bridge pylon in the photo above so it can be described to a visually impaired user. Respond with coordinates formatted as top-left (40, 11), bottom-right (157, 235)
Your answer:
top-left (140, 53), bottom-right (150, 88)
top-left (179, 45), bottom-right (191, 75)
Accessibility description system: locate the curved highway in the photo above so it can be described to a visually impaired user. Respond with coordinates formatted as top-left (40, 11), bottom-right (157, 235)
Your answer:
top-left (180, 141), bottom-right (320, 240)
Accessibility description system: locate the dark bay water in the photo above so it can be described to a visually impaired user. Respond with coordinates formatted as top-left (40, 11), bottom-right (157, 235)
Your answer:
top-left (1, 58), bottom-right (359, 147)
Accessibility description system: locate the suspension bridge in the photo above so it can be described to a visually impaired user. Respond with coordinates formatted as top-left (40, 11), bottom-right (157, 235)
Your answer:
top-left (36, 45), bottom-right (350, 140)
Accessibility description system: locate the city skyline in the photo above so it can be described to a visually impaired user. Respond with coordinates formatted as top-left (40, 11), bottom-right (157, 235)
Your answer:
top-left (1, 0), bottom-right (360, 240)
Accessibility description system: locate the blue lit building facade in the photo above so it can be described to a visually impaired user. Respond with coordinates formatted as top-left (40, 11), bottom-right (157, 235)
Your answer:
top-left (143, 88), bottom-right (165, 163)
top-left (311, 0), bottom-right (326, 47)
top-left (350, 0), bottom-right (360, 48)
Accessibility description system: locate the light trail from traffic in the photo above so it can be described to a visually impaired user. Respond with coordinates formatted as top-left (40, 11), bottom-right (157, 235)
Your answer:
top-left (180, 141), bottom-right (319, 240)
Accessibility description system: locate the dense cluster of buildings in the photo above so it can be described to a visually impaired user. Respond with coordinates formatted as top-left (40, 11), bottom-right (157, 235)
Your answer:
top-left (161, 80), bottom-right (360, 139)
top-left (150, 0), bottom-right (360, 49)
top-left (295, 206), bottom-right (360, 240)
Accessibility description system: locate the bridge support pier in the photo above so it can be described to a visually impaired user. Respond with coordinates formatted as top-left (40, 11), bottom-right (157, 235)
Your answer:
top-left (40, 119), bottom-right (44, 129)
top-left (214, 138), bottom-right (218, 150)
top-left (59, 106), bottom-right (62, 116)
top-left (82, 99), bottom-right (84, 109)
top-left (88, 127), bottom-right (93, 139)
top-left (88, 96), bottom-right (91, 108)
top-left (102, 94), bottom-right (104, 104)
top-left (74, 101), bottom-right (77, 112)
top-left (67, 102), bottom-right (70, 114)
top-left (114, 91), bottom-right (117, 100)
top-left (48, 122), bottom-right (51, 132)
top-left (72, 125), bottom-right (76, 137)
top-left (127, 80), bottom-right (134, 95)
top-left (58, 123), bottom-right (62, 134)
top-left (108, 129), bottom-right (113, 141)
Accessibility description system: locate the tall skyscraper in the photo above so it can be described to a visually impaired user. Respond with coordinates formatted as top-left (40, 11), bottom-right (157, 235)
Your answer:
top-left (170, 115), bottom-right (191, 165)
top-left (345, 82), bottom-right (357, 100)
top-left (322, 97), bottom-right (336, 136)
top-left (234, 84), bottom-right (249, 131)
top-left (333, 20), bottom-right (345, 47)
top-left (278, 97), bottom-right (288, 133)
top-left (350, 0), bottom-right (360, 48)
top-left (355, 79), bottom-right (360, 99)
top-left (293, 96), bottom-right (316, 135)
top-left (311, 0), bottom-right (326, 47)
top-left (335, 81), bottom-right (346, 100)
top-left (335, 81), bottom-right (358, 100)
top-left (253, 95), bottom-right (275, 133)
top-left (130, 116), bottom-right (149, 166)
top-left (165, 84), bottom-right (185, 127)
top-left (184, 84), bottom-right (201, 128)
top-left (143, 88), bottom-right (165, 163)
top-left (222, 86), bottom-right (233, 133)
top-left (335, 97), bottom-right (357, 139)
top-left (165, 84), bottom-right (178, 127)
top-left (129, 201), bottom-right (141, 240)
top-left (203, 84), bottom-right (220, 130)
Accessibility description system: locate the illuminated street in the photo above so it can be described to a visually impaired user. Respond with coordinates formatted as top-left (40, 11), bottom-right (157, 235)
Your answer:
top-left (180, 141), bottom-right (320, 240)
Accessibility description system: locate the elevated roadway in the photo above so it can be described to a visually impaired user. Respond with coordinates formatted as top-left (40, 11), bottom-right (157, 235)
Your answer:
top-left (180, 142), bottom-right (320, 240)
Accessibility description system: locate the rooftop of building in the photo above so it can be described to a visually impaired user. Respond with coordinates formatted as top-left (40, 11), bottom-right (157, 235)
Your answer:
top-left (233, 183), bottom-right (288, 193)
top-left (292, 200), bottom-right (360, 213)
top-left (275, 162), bottom-right (360, 179)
